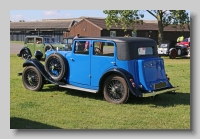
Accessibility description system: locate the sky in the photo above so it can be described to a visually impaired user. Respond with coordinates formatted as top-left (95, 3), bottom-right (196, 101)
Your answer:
top-left (10, 10), bottom-right (190, 22)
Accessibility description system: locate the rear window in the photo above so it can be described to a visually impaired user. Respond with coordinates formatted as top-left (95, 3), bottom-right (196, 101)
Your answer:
top-left (138, 47), bottom-right (153, 55)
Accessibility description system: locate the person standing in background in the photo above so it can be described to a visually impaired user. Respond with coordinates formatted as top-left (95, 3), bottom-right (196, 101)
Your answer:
top-left (73, 33), bottom-right (80, 40)
top-left (177, 35), bottom-right (184, 43)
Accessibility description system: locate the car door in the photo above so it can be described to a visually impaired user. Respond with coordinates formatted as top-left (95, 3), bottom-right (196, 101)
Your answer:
top-left (91, 41), bottom-right (116, 87)
top-left (69, 40), bottom-right (91, 86)
top-left (35, 37), bottom-right (45, 55)
top-left (26, 37), bottom-right (35, 55)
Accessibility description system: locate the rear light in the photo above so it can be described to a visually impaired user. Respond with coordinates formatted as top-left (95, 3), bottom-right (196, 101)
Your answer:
top-left (130, 79), bottom-right (136, 87)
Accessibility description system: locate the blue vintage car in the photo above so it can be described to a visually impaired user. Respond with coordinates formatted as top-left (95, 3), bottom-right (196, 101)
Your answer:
top-left (19, 37), bottom-right (179, 104)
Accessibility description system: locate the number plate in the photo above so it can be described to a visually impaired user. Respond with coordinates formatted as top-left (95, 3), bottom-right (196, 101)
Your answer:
top-left (154, 82), bottom-right (167, 89)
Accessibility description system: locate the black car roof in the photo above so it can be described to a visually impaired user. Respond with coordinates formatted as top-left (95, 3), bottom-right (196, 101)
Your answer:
top-left (74, 37), bottom-right (156, 43)
top-left (63, 36), bottom-right (89, 39)
top-left (25, 36), bottom-right (58, 38)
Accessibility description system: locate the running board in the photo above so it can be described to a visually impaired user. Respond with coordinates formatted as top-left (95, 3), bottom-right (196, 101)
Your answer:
top-left (59, 84), bottom-right (98, 93)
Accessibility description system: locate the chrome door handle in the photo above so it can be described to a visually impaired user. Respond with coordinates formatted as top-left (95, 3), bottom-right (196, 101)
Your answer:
top-left (70, 58), bottom-right (74, 61)
top-left (111, 62), bottom-right (116, 65)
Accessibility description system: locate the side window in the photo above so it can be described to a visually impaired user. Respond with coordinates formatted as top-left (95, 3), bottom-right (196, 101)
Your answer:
top-left (36, 38), bottom-right (42, 44)
top-left (27, 38), bottom-right (34, 43)
top-left (74, 41), bottom-right (90, 55)
top-left (93, 41), bottom-right (114, 57)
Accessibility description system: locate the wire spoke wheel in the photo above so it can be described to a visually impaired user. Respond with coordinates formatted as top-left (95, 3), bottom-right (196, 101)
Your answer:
top-left (46, 57), bottom-right (62, 77)
top-left (106, 79), bottom-right (125, 101)
top-left (44, 53), bottom-right (66, 81)
top-left (103, 75), bottom-right (129, 104)
top-left (22, 66), bottom-right (44, 91)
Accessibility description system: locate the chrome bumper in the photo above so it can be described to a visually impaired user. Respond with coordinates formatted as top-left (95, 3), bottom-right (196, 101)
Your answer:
top-left (142, 86), bottom-right (179, 97)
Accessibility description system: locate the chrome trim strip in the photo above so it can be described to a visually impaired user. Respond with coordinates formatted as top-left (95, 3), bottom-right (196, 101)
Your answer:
top-left (142, 86), bottom-right (179, 97)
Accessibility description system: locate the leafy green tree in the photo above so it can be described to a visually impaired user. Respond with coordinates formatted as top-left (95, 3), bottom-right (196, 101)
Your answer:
top-left (103, 10), bottom-right (190, 45)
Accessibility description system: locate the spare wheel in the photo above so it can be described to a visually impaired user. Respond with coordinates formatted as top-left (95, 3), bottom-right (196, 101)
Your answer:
top-left (44, 53), bottom-right (67, 81)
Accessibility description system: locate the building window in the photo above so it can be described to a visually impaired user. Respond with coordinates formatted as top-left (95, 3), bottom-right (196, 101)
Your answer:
top-left (110, 31), bottom-right (116, 37)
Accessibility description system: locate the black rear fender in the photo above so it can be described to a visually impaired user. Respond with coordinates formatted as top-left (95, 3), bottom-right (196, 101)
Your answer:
top-left (23, 59), bottom-right (58, 85)
top-left (99, 68), bottom-right (142, 97)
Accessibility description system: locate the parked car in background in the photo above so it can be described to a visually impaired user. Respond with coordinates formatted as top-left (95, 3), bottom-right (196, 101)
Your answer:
top-left (62, 36), bottom-right (74, 51)
top-left (17, 36), bottom-right (65, 60)
top-left (176, 37), bottom-right (190, 48)
top-left (18, 37), bottom-right (179, 104)
top-left (62, 36), bottom-right (88, 51)
top-left (158, 40), bottom-right (190, 59)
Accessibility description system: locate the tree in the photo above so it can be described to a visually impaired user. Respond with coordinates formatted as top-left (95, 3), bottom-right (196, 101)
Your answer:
top-left (103, 10), bottom-right (190, 45)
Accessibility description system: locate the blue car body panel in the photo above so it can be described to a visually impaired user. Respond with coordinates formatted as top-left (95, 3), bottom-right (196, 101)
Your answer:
top-left (27, 37), bottom-right (178, 97)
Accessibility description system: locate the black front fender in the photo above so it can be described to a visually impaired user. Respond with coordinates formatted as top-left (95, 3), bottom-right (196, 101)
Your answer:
top-left (17, 47), bottom-right (32, 57)
top-left (99, 68), bottom-right (142, 97)
top-left (23, 59), bottom-right (58, 85)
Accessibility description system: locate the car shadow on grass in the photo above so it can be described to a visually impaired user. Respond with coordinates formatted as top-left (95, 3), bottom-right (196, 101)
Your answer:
top-left (64, 89), bottom-right (190, 107)
top-left (127, 92), bottom-right (190, 107)
top-left (38, 85), bottom-right (105, 101)
top-left (39, 84), bottom-right (67, 92)
top-left (39, 85), bottom-right (190, 107)
top-left (64, 89), bottom-right (105, 101)
top-left (162, 56), bottom-right (190, 60)
top-left (10, 117), bottom-right (61, 129)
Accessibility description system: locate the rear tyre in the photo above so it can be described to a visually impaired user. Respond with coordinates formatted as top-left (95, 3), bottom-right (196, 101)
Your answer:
top-left (44, 53), bottom-right (67, 81)
top-left (103, 75), bottom-right (129, 104)
top-left (169, 49), bottom-right (177, 59)
top-left (22, 66), bottom-right (44, 91)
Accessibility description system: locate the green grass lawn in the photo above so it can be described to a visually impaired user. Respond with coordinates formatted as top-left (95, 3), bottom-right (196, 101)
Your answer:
top-left (10, 55), bottom-right (190, 129)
